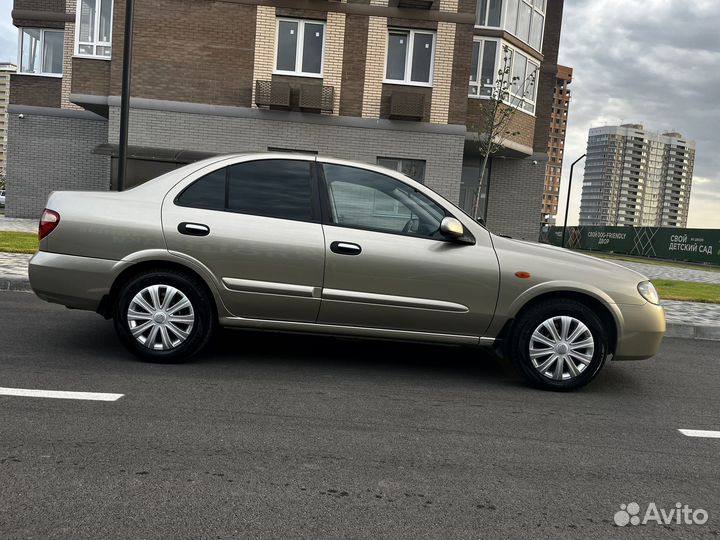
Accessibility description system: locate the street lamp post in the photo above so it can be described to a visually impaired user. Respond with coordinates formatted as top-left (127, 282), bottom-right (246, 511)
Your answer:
top-left (561, 153), bottom-right (586, 249)
top-left (117, 0), bottom-right (135, 192)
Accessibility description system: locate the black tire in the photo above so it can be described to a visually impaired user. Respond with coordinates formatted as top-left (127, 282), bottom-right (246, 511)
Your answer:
top-left (113, 269), bottom-right (216, 363)
top-left (509, 299), bottom-right (610, 391)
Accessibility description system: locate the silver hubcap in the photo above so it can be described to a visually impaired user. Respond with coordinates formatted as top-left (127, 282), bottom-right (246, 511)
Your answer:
top-left (127, 285), bottom-right (195, 351)
top-left (529, 316), bottom-right (594, 381)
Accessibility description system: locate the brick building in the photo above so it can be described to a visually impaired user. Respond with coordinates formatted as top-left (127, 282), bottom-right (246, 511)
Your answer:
top-left (0, 63), bottom-right (16, 181)
top-left (8, 0), bottom-right (565, 240)
top-left (540, 63), bottom-right (570, 225)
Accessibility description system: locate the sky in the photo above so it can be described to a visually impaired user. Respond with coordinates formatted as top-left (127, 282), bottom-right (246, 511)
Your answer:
top-left (556, 0), bottom-right (720, 227)
top-left (0, 0), bottom-right (718, 228)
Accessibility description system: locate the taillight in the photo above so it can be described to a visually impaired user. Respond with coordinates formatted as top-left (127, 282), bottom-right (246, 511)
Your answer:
top-left (39, 209), bottom-right (60, 240)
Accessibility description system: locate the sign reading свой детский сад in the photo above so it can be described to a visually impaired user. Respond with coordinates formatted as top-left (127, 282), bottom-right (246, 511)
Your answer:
top-left (546, 226), bottom-right (720, 265)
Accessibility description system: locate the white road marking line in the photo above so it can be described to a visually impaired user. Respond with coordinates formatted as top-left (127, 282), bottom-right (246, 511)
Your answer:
top-left (679, 429), bottom-right (720, 439)
top-left (0, 387), bottom-right (124, 402)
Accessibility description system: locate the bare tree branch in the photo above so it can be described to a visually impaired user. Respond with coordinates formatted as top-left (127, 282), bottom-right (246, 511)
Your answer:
top-left (470, 45), bottom-right (539, 220)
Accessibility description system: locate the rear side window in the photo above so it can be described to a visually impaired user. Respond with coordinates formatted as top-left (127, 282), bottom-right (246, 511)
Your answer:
top-left (175, 160), bottom-right (314, 222)
top-left (176, 168), bottom-right (226, 210)
top-left (228, 160), bottom-right (312, 221)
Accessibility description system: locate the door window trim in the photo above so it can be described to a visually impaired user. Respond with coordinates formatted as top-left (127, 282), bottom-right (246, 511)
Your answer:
top-left (173, 158), bottom-right (323, 224)
top-left (316, 162), bottom-right (474, 244)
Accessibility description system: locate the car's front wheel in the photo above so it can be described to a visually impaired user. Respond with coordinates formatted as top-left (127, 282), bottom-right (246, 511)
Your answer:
top-left (509, 299), bottom-right (610, 391)
top-left (113, 269), bottom-right (215, 363)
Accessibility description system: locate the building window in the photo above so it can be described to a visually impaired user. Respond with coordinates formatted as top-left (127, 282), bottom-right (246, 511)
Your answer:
top-left (476, 0), bottom-right (545, 52)
top-left (468, 39), bottom-right (497, 97)
top-left (468, 40), bottom-right (539, 114)
top-left (504, 0), bottom-right (545, 51)
top-left (377, 157), bottom-right (426, 184)
top-left (275, 19), bottom-right (325, 77)
top-left (75, 0), bottom-right (113, 58)
top-left (385, 29), bottom-right (435, 86)
top-left (18, 28), bottom-right (64, 76)
top-left (476, 0), bottom-right (502, 26)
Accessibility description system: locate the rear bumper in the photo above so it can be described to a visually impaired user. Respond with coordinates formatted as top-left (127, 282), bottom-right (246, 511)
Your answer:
top-left (29, 251), bottom-right (127, 311)
top-left (614, 302), bottom-right (666, 360)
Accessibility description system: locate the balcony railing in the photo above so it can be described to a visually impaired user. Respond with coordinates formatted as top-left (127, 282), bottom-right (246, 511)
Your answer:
top-left (255, 80), bottom-right (335, 114)
top-left (389, 91), bottom-right (425, 121)
top-left (255, 80), bottom-right (291, 109)
top-left (299, 84), bottom-right (334, 113)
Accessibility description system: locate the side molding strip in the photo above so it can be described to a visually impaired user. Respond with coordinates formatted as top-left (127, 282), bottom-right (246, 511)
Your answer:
top-left (322, 288), bottom-right (469, 313)
top-left (222, 277), bottom-right (320, 298)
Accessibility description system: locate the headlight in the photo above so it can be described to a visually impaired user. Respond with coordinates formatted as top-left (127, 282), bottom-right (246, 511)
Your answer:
top-left (638, 281), bottom-right (660, 305)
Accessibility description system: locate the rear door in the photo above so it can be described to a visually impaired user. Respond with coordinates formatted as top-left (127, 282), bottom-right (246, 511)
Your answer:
top-left (162, 157), bottom-right (325, 322)
top-left (317, 161), bottom-right (500, 337)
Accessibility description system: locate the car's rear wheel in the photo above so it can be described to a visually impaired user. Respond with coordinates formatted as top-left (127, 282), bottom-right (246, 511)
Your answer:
top-left (509, 299), bottom-right (610, 391)
top-left (113, 270), bottom-right (215, 363)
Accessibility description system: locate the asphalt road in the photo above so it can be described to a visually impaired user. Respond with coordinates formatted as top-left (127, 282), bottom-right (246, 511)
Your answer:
top-left (1, 290), bottom-right (719, 539)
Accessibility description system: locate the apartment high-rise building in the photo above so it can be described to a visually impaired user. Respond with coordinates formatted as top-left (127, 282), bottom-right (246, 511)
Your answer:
top-left (540, 64), bottom-right (571, 225)
top-left (0, 63), bottom-right (16, 180)
top-left (579, 124), bottom-right (695, 228)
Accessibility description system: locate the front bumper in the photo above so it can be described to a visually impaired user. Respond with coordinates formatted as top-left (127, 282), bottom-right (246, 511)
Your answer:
top-left (29, 251), bottom-right (127, 312)
top-left (614, 301), bottom-right (666, 360)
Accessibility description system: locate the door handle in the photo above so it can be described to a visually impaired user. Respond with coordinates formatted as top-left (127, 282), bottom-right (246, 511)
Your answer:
top-left (330, 241), bottom-right (362, 256)
top-left (178, 222), bottom-right (210, 236)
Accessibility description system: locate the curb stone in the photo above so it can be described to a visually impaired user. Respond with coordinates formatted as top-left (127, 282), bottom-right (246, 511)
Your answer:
top-left (0, 278), bottom-right (32, 292)
top-left (1, 279), bottom-right (719, 341)
top-left (665, 322), bottom-right (720, 341)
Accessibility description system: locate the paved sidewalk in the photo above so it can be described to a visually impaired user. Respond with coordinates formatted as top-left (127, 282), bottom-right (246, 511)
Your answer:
top-left (0, 216), bottom-right (37, 234)
top-left (0, 253), bottom-right (31, 280)
top-left (608, 259), bottom-right (720, 285)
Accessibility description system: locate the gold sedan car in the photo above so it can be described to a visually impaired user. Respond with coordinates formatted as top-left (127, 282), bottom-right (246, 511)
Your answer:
top-left (29, 153), bottom-right (665, 390)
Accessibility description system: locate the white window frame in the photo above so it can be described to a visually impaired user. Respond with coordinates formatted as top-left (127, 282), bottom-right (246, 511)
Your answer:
top-left (468, 38), bottom-right (498, 98)
top-left (475, 0), bottom-right (503, 28)
top-left (475, 0), bottom-right (545, 53)
top-left (17, 28), bottom-right (64, 78)
top-left (74, 0), bottom-right (113, 60)
top-left (273, 18), bottom-right (326, 78)
top-left (383, 28), bottom-right (436, 87)
top-left (468, 38), bottom-right (539, 116)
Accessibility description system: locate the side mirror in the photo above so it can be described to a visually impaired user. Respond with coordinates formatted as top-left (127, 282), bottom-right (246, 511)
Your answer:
top-left (440, 217), bottom-right (465, 238)
top-left (476, 217), bottom-right (486, 227)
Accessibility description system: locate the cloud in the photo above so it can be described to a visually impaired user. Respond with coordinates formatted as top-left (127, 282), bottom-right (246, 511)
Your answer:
top-left (555, 0), bottom-right (720, 228)
top-left (0, 0), bottom-right (15, 63)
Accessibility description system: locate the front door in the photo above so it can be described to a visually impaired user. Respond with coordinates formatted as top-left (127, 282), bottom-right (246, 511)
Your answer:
top-left (317, 162), bottom-right (499, 337)
top-left (162, 157), bottom-right (325, 322)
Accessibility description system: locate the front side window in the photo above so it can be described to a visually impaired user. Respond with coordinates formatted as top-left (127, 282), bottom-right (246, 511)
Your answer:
top-left (323, 164), bottom-right (445, 239)
top-left (377, 157), bottom-right (426, 184)
top-left (275, 19), bottom-right (325, 77)
top-left (18, 28), bottom-right (63, 76)
top-left (385, 29), bottom-right (435, 86)
top-left (76, 0), bottom-right (113, 58)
